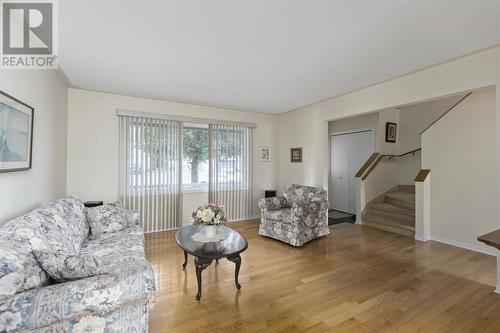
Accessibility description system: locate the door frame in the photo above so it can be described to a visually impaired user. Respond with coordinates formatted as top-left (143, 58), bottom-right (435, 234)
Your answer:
top-left (329, 128), bottom-right (375, 212)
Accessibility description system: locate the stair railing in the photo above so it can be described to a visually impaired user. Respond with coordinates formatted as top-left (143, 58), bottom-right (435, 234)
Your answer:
top-left (357, 148), bottom-right (422, 181)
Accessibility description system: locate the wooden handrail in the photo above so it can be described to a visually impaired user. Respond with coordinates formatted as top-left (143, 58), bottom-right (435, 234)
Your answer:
top-left (382, 148), bottom-right (421, 159)
top-left (361, 154), bottom-right (383, 181)
top-left (415, 169), bottom-right (430, 182)
top-left (355, 153), bottom-right (380, 178)
top-left (361, 148), bottom-right (421, 181)
top-left (420, 92), bottom-right (472, 135)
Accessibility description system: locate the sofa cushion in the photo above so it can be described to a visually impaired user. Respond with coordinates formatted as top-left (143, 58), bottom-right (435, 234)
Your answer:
top-left (86, 204), bottom-right (136, 236)
top-left (33, 250), bottom-right (105, 282)
top-left (35, 196), bottom-right (89, 253)
top-left (0, 238), bottom-right (49, 296)
top-left (80, 225), bottom-right (145, 267)
top-left (0, 196), bottom-right (88, 295)
top-left (265, 208), bottom-right (291, 223)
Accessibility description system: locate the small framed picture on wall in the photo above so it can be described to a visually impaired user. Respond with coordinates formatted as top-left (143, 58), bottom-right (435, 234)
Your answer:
top-left (259, 146), bottom-right (271, 162)
top-left (290, 147), bottom-right (302, 163)
top-left (385, 122), bottom-right (397, 143)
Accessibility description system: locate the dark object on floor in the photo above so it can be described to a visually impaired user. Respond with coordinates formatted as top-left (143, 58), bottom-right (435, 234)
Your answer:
top-left (265, 190), bottom-right (277, 198)
top-left (84, 201), bottom-right (103, 208)
top-left (328, 210), bottom-right (356, 225)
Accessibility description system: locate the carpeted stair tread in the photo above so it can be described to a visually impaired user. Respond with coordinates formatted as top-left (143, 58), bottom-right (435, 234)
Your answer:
top-left (369, 202), bottom-right (414, 217)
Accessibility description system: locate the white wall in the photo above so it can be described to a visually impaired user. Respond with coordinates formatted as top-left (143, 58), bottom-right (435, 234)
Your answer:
top-left (278, 47), bottom-right (499, 192)
top-left (422, 88), bottom-right (497, 254)
top-left (0, 70), bottom-right (69, 225)
top-left (396, 93), bottom-right (467, 184)
top-left (66, 89), bottom-right (279, 222)
top-left (278, 46), bottom-right (500, 254)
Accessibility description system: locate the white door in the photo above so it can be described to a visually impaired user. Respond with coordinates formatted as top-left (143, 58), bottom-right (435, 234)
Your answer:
top-left (330, 130), bottom-right (374, 214)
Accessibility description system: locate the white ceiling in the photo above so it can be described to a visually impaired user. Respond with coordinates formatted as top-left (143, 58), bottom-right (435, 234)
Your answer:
top-left (59, 0), bottom-right (500, 114)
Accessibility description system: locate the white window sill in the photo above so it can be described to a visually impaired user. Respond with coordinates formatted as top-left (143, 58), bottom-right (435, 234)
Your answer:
top-left (182, 188), bottom-right (209, 194)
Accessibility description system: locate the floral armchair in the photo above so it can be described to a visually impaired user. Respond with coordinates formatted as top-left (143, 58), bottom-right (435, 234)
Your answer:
top-left (258, 184), bottom-right (329, 246)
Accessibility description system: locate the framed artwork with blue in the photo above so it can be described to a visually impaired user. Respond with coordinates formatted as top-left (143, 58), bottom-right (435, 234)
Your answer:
top-left (0, 91), bottom-right (34, 172)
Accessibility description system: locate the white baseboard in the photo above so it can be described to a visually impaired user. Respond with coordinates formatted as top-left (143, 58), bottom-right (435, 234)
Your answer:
top-left (430, 235), bottom-right (497, 256)
top-left (414, 234), bottom-right (430, 242)
top-left (227, 215), bottom-right (260, 223)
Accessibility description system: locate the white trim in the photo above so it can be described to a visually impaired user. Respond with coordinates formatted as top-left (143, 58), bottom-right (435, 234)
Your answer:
top-left (414, 235), bottom-right (428, 242)
top-left (226, 215), bottom-right (261, 223)
top-left (330, 127), bottom-right (376, 137)
top-left (430, 235), bottom-right (497, 256)
top-left (116, 109), bottom-right (257, 128)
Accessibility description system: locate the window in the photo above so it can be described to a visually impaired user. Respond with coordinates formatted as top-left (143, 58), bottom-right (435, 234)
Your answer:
top-left (182, 124), bottom-right (209, 191)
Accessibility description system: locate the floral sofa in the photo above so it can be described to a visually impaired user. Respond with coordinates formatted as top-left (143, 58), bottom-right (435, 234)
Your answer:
top-left (0, 197), bottom-right (155, 333)
top-left (258, 184), bottom-right (329, 246)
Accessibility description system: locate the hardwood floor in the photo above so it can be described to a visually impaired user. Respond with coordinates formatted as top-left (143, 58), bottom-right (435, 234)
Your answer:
top-left (145, 220), bottom-right (500, 333)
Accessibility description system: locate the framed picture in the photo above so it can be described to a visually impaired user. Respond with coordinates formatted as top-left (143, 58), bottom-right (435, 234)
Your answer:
top-left (0, 91), bottom-right (34, 172)
top-left (290, 147), bottom-right (302, 163)
top-left (385, 122), bottom-right (397, 143)
top-left (259, 146), bottom-right (271, 162)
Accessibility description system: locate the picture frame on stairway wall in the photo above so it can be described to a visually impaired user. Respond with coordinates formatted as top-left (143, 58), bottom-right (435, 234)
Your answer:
top-left (290, 147), bottom-right (302, 163)
top-left (0, 90), bottom-right (34, 173)
top-left (385, 122), bottom-right (397, 143)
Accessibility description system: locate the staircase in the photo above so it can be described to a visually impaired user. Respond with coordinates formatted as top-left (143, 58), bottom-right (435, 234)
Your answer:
top-left (361, 185), bottom-right (415, 237)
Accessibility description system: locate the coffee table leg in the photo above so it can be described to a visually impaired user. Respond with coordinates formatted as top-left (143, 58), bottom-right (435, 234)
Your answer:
top-left (182, 251), bottom-right (188, 269)
top-left (227, 255), bottom-right (241, 289)
top-left (194, 257), bottom-right (212, 300)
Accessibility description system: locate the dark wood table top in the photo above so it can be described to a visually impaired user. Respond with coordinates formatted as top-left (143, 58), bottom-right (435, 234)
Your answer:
top-left (175, 225), bottom-right (248, 259)
top-left (478, 229), bottom-right (500, 250)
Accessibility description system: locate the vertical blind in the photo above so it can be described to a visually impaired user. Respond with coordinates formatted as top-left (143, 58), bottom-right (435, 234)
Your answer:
top-left (118, 113), bottom-right (254, 232)
top-left (118, 116), bottom-right (182, 232)
top-left (209, 124), bottom-right (253, 221)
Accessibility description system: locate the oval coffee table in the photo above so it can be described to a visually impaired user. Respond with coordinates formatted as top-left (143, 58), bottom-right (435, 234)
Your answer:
top-left (175, 225), bottom-right (248, 300)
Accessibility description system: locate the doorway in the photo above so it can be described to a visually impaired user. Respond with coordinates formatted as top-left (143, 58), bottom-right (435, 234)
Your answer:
top-left (330, 130), bottom-right (374, 214)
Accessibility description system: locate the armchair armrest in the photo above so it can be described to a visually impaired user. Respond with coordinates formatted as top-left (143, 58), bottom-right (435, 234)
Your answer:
top-left (0, 261), bottom-right (155, 332)
top-left (258, 196), bottom-right (286, 212)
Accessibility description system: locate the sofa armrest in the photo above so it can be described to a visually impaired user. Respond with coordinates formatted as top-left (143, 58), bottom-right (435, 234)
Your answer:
top-left (258, 196), bottom-right (286, 212)
top-left (0, 261), bottom-right (156, 332)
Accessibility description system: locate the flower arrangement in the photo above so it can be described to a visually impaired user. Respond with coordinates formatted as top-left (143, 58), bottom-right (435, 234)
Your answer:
top-left (191, 203), bottom-right (227, 226)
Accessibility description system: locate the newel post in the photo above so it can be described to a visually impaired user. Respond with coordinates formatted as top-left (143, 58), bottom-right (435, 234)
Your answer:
top-left (415, 169), bottom-right (431, 241)
top-left (356, 178), bottom-right (365, 225)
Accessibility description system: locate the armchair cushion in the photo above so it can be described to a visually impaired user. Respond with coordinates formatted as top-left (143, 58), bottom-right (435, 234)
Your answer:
top-left (283, 184), bottom-right (327, 205)
top-left (33, 250), bottom-right (105, 282)
top-left (265, 208), bottom-right (291, 223)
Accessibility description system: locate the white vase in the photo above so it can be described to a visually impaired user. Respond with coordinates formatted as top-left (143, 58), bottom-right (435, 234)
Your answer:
top-left (205, 225), bottom-right (216, 238)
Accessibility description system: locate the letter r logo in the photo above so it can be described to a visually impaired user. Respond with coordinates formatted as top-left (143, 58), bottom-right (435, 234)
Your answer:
top-left (2, 2), bottom-right (53, 54)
